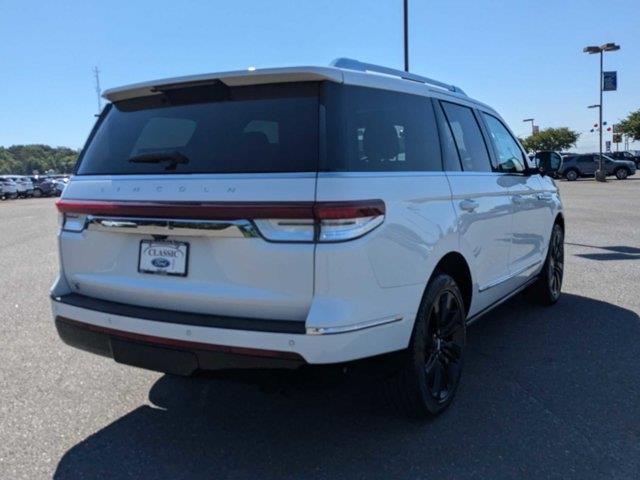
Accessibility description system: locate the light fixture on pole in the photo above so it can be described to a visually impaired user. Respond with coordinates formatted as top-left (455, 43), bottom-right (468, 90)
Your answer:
top-left (583, 42), bottom-right (621, 182)
top-left (523, 118), bottom-right (535, 135)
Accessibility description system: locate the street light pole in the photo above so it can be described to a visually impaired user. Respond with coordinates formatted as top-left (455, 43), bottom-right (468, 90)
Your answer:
top-left (583, 42), bottom-right (620, 182)
top-left (598, 50), bottom-right (604, 180)
top-left (523, 118), bottom-right (535, 135)
top-left (403, 0), bottom-right (409, 72)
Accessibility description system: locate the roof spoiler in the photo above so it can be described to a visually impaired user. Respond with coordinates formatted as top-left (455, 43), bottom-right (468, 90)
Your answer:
top-left (331, 58), bottom-right (466, 96)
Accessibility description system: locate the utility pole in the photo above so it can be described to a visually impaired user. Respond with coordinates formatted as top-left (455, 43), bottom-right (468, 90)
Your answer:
top-left (403, 0), bottom-right (409, 72)
top-left (93, 66), bottom-right (102, 115)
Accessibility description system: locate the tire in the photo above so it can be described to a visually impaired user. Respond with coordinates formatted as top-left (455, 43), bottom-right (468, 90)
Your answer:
top-left (33, 188), bottom-right (42, 197)
top-left (615, 168), bottom-right (629, 180)
top-left (527, 224), bottom-right (564, 306)
top-left (564, 169), bottom-right (578, 181)
top-left (385, 273), bottom-right (466, 418)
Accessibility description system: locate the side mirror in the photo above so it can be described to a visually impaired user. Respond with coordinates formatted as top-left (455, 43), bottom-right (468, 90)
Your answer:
top-left (535, 151), bottom-right (562, 176)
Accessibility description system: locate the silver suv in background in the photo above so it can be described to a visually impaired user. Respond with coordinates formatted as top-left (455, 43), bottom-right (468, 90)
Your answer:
top-left (51, 59), bottom-right (564, 417)
top-left (1, 175), bottom-right (34, 197)
top-left (1, 178), bottom-right (18, 199)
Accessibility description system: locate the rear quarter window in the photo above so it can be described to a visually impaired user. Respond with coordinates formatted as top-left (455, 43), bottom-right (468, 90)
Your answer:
top-left (440, 101), bottom-right (492, 172)
top-left (322, 84), bottom-right (442, 172)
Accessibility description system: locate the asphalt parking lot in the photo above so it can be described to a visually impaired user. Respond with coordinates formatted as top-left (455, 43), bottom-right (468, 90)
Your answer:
top-left (1, 179), bottom-right (639, 480)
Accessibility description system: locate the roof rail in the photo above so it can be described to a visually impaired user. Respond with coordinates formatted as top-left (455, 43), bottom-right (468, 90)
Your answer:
top-left (331, 58), bottom-right (466, 96)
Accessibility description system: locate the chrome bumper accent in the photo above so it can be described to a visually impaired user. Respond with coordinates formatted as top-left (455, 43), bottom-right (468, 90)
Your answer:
top-left (86, 216), bottom-right (259, 238)
top-left (306, 315), bottom-right (402, 335)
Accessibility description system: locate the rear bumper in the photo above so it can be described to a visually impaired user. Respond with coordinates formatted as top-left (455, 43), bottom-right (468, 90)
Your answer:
top-left (55, 316), bottom-right (305, 374)
top-left (51, 294), bottom-right (412, 367)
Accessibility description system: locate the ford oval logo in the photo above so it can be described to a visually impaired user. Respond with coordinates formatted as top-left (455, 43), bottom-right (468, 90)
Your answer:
top-left (152, 258), bottom-right (170, 268)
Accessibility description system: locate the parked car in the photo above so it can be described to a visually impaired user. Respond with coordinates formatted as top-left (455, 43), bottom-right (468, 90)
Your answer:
top-left (51, 179), bottom-right (66, 196)
top-left (0, 178), bottom-right (18, 199)
top-left (30, 176), bottom-right (58, 197)
top-left (558, 153), bottom-right (636, 180)
top-left (51, 59), bottom-right (565, 417)
top-left (608, 151), bottom-right (640, 167)
top-left (532, 151), bottom-right (563, 178)
top-left (0, 175), bottom-right (33, 197)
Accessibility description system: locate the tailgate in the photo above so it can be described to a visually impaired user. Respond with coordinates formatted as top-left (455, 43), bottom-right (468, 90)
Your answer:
top-left (58, 174), bottom-right (316, 322)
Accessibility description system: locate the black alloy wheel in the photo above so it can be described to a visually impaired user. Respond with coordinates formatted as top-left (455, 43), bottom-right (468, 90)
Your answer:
top-left (386, 274), bottom-right (466, 418)
top-left (547, 225), bottom-right (564, 301)
top-left (423, 287), bottom-right (465, 405)
top-left (527, 223), bottom-right (564, 305)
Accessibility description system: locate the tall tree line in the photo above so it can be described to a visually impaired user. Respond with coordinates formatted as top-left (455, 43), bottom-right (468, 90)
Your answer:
top-left (0, 145), bottom-right (78, 175)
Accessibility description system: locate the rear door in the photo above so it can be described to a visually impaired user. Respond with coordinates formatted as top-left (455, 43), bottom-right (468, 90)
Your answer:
top-left (59, 82), bottom-right (320, 323)
top-left (313, 84), bottom-right (455, 329)
top-left (480, 112), bottom-right (550, 282)
top-left (438, 100), bottom-right (514, 312)
top-left (578, 155), bottom-right (597, 175)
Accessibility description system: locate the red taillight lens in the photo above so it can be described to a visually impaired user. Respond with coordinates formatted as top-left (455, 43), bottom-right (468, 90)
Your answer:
top-left (313, 200), bottom-right (385, 220)
top-left (55, 199), bottom-right (315, 219)
top-left (313, 200), bottom-right (385, 242)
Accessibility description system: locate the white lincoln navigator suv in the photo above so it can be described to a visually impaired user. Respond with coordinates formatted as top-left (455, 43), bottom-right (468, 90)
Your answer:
top-left (51, 59), bottom-right (564, 417)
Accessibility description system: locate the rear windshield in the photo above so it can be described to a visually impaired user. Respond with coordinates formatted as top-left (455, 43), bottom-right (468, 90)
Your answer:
top-left (76, 81), bottom-right (442, 175)
top-left (77, 83), bottom-right (319, 175)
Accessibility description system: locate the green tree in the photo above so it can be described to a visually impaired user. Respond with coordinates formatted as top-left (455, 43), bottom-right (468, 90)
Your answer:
top-left (520, 127), bottom-right (580, 153)
top-left (617, 109), bottom-right (640, 142)
top-left (0, 145), bottom-right (78, 175)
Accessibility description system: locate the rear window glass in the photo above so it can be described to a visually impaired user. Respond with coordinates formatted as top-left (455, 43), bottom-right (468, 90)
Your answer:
top-left (76, 83), bottom-right (319, 175)
top-left (440, 101), bottom-right (492, 172)
top-left (322, 84), bottom-right (442, 172)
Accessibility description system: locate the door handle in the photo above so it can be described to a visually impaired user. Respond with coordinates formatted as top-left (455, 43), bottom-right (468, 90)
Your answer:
top-left (536, 192), bottom-right (552, 200)
top-left (512, 194), bottom-right (526, 205)
top-left (459, 199), bottom-right (479, 212)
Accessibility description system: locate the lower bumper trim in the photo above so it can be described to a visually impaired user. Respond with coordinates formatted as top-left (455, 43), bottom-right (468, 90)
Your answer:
top-left (55, 316), bottom-right (306, 373)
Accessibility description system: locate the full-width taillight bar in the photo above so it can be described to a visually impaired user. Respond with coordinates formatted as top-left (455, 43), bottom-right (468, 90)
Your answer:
top-left (56, 199), bottom-right (385, 242)
top-left (56, 199), bottom-right (385, 220)
top-left (55, 199), bottom-right (316, 220)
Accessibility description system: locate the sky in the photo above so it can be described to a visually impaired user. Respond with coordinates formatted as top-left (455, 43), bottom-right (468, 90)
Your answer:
top-left (1, 0), bottom-right (639, 152)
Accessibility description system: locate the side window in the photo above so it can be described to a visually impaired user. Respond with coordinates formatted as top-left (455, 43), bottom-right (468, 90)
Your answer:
top-left (434, 100), bottom-right (461, 171)
top-left (440, 101), bottom-right (492, 172)
top-left (481, 113), bottom-right (526, 173)
top-left (550, 152), bottom-right (562, 170)
top-left (323, 84), bottom-right (442, 172)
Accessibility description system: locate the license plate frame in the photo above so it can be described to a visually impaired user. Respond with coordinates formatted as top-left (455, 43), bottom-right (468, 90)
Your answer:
top-left (138, 240), bottom-right (189, 277)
